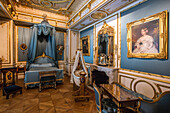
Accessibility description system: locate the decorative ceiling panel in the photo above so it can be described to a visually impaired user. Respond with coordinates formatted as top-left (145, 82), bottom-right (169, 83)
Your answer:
top-left (100, 0), bottom-right (131, 15)
top-left (13, 0), bottom-right (74, 16)
top-left (13, 0), bottom-right (89, 17)
top-left (70, 0), bottom-right (147, 30)
top-left (26, 0), bottom-right (73, 10)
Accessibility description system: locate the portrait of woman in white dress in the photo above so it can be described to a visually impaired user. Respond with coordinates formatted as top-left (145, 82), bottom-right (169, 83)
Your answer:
top-left (133, 28), bottom-right (158, 53)
top-left (132, 19), bottom-right (159, 54)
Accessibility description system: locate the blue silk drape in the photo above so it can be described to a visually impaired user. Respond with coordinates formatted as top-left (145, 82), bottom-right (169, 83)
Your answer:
top-left (26, 21), bottom-right (58, 69)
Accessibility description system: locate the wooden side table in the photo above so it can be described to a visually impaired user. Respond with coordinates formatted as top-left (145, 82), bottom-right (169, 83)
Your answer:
top-left (16, 66), bottom-right (26, 80)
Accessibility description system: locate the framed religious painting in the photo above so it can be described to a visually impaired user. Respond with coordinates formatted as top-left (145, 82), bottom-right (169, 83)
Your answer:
top-left (127, 10), bottom-right (168, 59)
top-left (80, 36), bottom-right (90, 56)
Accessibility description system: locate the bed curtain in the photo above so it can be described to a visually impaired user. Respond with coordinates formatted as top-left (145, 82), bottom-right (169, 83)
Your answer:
top-left (27, 21), bottom-right (58, 69)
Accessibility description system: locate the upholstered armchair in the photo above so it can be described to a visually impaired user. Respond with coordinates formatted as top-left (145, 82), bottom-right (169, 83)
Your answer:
top-left (93, 83), bottom-right (117, 113)
top-left (139, 91), bottom-right (170, 113)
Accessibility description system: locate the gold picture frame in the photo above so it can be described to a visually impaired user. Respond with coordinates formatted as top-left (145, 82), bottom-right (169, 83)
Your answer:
top-left (80, 36), bottom-right (90, 56)
top-left (127, 10), bottom-right (168, 59)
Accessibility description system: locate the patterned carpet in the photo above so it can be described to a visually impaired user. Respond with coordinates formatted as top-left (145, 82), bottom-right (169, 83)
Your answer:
top-left (0, 75), bottom-right (97, 113)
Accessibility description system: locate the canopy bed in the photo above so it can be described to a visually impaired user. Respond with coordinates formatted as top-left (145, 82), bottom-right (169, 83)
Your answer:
top-left (24, 18), bottom-right (64, 88)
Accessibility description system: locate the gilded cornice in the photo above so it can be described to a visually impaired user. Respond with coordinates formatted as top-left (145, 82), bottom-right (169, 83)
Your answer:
top-left (68, 0), bottom-right (107, 24)
top-left (12, 0), bottom-right (74, 17)
top-left (13, 11), bottom-right (68, 28)
top-left (70, 0), bottom-right (147, 30)
top-left (0, 0), bottom-right (16, 18)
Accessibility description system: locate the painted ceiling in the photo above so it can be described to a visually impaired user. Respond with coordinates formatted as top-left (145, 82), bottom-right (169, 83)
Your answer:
top-left (13, 0), bottom-right (89, 17)
top-left (70, 0), bottom-right (146, 30)
top-left (0, 0), bottom-right (146, 30)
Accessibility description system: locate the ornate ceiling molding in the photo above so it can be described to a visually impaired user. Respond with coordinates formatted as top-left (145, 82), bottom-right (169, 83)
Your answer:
top-left (13, 0), bottom-right (75, 16)
top-left (13, 11), bottom-right (68, 29)
top-left (0, 0), bottom-right (16, 18)
top-left (70, 0), bottom-right (147, 30)
top-left (91, 10), bottom-right (107, 20)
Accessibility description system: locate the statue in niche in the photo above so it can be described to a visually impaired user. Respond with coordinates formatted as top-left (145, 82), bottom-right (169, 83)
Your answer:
top-left (42, 14), bottom-right (48, 23)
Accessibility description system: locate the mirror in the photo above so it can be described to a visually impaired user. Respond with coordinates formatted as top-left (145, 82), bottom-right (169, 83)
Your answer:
top-left (97, 22), bottom-right (114, 66)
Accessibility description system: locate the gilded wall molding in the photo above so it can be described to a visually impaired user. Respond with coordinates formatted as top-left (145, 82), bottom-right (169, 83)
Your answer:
top-left (133, 80), bottom-right (157, 99)
top-left (69, 0), bottom-right (107, 27)
top-left (117, 13), bottom-right (121, 68)
top-left (119, 70), bottom-right (170, 84)
top-left (13, 11), bottom-right (68, 28)
top-left (119, 70), bottom-right (170, 99)
top-left (0, 0), bottom-right (16, 18)
top-left (0, 22), bottom-right (11, 64)
top-left (155, 84), bottom-right (170, 93)
top-left (119, 68), bottom-right (170, 79)
top-left (119, 74), bottom-right (136, 90)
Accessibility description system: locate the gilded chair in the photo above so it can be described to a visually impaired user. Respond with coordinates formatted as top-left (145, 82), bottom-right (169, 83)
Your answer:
top-left (93, 83), bottom-right (117, 113)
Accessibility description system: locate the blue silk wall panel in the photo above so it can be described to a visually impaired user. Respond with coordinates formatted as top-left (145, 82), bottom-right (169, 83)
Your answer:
top-left (18, 27), bottom-right (31, 62)
top-left (80, 26), bottom-right (94, 63)
top-left (121, 0), bottom-right (170, 76)
top-left (18, 27), bottom-right (64, 62)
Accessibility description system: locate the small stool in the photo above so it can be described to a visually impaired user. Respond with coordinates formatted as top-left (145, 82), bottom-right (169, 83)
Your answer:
top-left (39, 71), bottom-right (57, 92)
top-left (3, 85), bottom-right (22, 99)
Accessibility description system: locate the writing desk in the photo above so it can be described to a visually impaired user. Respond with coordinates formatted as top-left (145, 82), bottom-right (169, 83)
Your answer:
top-left (100, 83), bottom-right (140, 113)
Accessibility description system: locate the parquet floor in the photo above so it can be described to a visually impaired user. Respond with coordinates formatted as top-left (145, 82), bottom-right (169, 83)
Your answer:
top-left (0, 75), bottom-right (97, 113)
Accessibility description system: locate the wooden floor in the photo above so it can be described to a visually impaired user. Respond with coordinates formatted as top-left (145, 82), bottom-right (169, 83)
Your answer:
top-left (0, 75), bottom-right (97, 113)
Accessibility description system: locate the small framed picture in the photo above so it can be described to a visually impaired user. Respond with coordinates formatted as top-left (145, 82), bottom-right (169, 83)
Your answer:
top-left (80, 36), bottom-right (90, 56)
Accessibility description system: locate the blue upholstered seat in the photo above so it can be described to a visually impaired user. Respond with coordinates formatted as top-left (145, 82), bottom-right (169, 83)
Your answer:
top-left (3, 85), bottom-right (22, 99)
top-left (4, 85), bottom-right (22, 93)
top-left (140, 91), bottom-right (170, 113)
top-left (93, 83), bottom-right (117, 113)
top-left (40, 75), bottom-right (56, 81)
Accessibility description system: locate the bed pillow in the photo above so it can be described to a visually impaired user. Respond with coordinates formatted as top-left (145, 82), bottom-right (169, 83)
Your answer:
top-left (29, 63), bottom-right (41, 68)
top-left (39, 63), bottom-right (55, 67)
top-left (29, 63), bottom-right (55, 68)
top-left (34, 57), bottom-right (55, 64)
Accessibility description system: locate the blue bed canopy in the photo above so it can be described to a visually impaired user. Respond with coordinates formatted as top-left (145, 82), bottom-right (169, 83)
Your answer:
top-left (26, 16), bottom-right (58, 69)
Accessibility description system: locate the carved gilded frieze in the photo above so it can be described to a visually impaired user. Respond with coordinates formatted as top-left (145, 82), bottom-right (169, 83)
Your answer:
top-left (13, 0), bottom-right (74, 16)
top-left (13, 12), bottom-right (67, 28)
